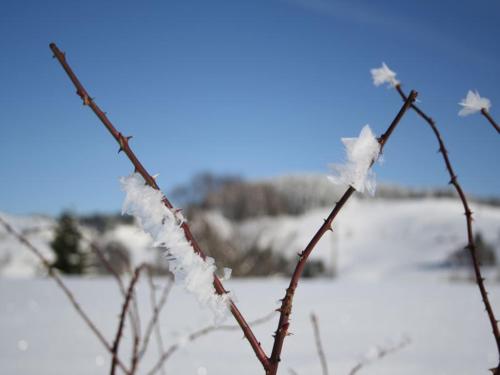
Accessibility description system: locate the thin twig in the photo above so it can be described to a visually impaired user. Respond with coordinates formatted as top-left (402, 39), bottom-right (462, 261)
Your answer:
top-left (0, 216), bottom-right (131, 375)
top-left (348, 336), bottom-right (410, 375)
top-left (481, 109), bottom-right (500, 134)
top-left (81, 235), bottom-right (142, 368)
top-left (146, 311), bottom-right (277, 375)
top-left (395, 84), bottom-right (500, 374)
top-left (49, 42), bottom-right (269, 371)
top-left (122, 259), bottom-right (143, 372)
top-left (110, 264), bottom-right (146, 375)
top-left (139, 270), bottom-right (174, 374)
top-left (310, 313), bottom-right (328, 375)
top-left (267, 91), bottom-right (417, 375)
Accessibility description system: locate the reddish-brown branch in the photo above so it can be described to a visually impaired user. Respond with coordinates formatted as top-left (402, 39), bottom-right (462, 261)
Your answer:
top-left (49, 42), bottom-right (269, 371)
top-left (267, 91), bottom-right (417, 375)
top-left (110, 264), bottom-right (146, 375)
top-left (0, 216), bottom-right (131, 375)
top-left (395, 84), bottom-right (500, 374)
top-left (481, 109), bottom-right (500, 134)
top-left (310, 313), bottom-right (328, 375)
top-left (82, 236), bottom-right (142, 368)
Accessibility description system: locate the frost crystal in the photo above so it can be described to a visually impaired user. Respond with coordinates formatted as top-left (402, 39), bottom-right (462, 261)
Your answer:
top-left (120, 173), bottom-right (230, 323)
top-left (328, 125), bottom-right (381, 196)
top-left (371, 63), bottom-right (399, 88)
top-left (458, 90), bottom-right (491, 117)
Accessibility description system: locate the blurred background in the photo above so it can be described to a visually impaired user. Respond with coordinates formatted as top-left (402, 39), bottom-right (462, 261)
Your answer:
top-left (1, 0), bottom-right (500, 374)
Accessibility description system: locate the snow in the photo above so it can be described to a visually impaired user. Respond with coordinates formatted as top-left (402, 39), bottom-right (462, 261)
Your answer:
top-left (120, 173), bottom-right (230, 323)
top-left (237, 197), bottom-right (500, 281)
top-left (371, 63), bottom-right (399, 88)
top-left (0, 277), bottom-right (498, 374)
top-left (1, 194), bottom-right (500, 373)
top-left (458, 90), bottom-right (491, 116)
top-left (0, 212), bottom-right (55, 277)
top-left (328, 125), bottom-right (381, 196)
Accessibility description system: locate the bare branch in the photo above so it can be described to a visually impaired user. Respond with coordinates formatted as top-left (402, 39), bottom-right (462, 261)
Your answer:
top-left (0, 216), bottom-right (131, 375)
top-left (49, 42), bottom-right (269, 371)
top-left (481, 109), bottom-right (500, 134)
top-left (395, 84), bottom-right (500, 374)
top-left (110, 264), bottom-right (146, 375)
top-left (146, 311), bottom-right (277, 375)
top-left (138, 269), bottom-right (174, 372)
top-left (80, 235), bottom-right (142, 370)
top-left (310, 313), bottom-right (328, 375)
top-left (267, 91), bottom-right (417, 375)
top-left (348, 336), bottom-right (410, 375)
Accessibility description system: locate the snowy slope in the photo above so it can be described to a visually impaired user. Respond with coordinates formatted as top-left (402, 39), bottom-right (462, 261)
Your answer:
top-left (236, 197), bottom-right (500, 280)
top-left (2, 196), bottom-right (500, 279)
top-left (0, 213), bottom-right (55, 277)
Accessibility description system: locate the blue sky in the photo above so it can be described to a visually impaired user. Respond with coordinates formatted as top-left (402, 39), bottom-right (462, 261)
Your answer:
top-left (1, 0), bottom-right (499, 215)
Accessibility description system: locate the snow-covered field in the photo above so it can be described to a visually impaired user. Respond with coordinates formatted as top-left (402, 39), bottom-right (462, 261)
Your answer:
top-left (1, 277), bottom-right (499, 374)
top-left (1, 196), bottom-right (500, 374)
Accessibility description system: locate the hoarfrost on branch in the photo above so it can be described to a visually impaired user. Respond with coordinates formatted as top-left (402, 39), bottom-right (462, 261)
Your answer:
top-left (458, 90), bottom-right (491, 116)
top-left (328, 125), bottom-right (381, 196)
top-left (120, 173), bottom-right (230, 323)
top-left (371, 63), bottom-right (399, 88)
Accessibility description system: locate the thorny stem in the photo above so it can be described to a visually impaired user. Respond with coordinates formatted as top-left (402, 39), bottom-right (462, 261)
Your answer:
top-left (267, 91), bottom-right (417, 375)
top-left (110, 264), bottom-right (146, 375)
top-left (0, 216), bottom-right (131, 375)
top-left (49, 42), bottom-right (269, 371)
top-left (481, 109), bottom-right (500, 134)
top-left (395, 84), bottom-right (500, 374)
top-left (84, 238), bottom-right (142, 354)
top-left (310, 313), bottom-right (328, 375)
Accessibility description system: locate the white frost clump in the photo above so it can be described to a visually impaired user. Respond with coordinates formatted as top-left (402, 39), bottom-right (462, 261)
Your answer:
top-left (371, 63), bottom-right (399, 88)
top-left (120, 173), bottom-right (230, 323)
top-left (328, 125), bottom-right (381, 196)
top-left (458, 90), bottom-right (491, 116)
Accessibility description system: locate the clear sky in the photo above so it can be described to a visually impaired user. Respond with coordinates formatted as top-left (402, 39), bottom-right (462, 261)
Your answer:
top-left (1, 0), bottom-right (499, 215)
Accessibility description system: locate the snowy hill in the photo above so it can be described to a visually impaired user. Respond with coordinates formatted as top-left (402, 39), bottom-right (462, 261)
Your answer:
top-left (1, 196), bottom-right (500, 280)
top-left (2, 196), bottom-right (500, 374)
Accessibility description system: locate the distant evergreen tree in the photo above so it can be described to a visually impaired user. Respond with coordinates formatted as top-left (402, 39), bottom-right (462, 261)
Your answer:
top-left (448, 232), bottom-right (496, 267)
top-left (51, 212), bottom-right (85, 274)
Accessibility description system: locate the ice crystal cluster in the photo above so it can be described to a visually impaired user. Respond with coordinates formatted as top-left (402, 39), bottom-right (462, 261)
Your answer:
top-left (328, 125), bottom-right (381, 196)
top-left (371, 63), bottom-right (399, 88)
top-left (121, 173), bottom-right (230, 323)
top-left (458, 90), bottom-right (491, 116)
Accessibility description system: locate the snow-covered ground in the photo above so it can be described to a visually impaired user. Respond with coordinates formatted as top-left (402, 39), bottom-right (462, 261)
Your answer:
top-left (1, 196), bottom-right (500, 374)
top-left (1, 277), bottom-right (499, 374)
